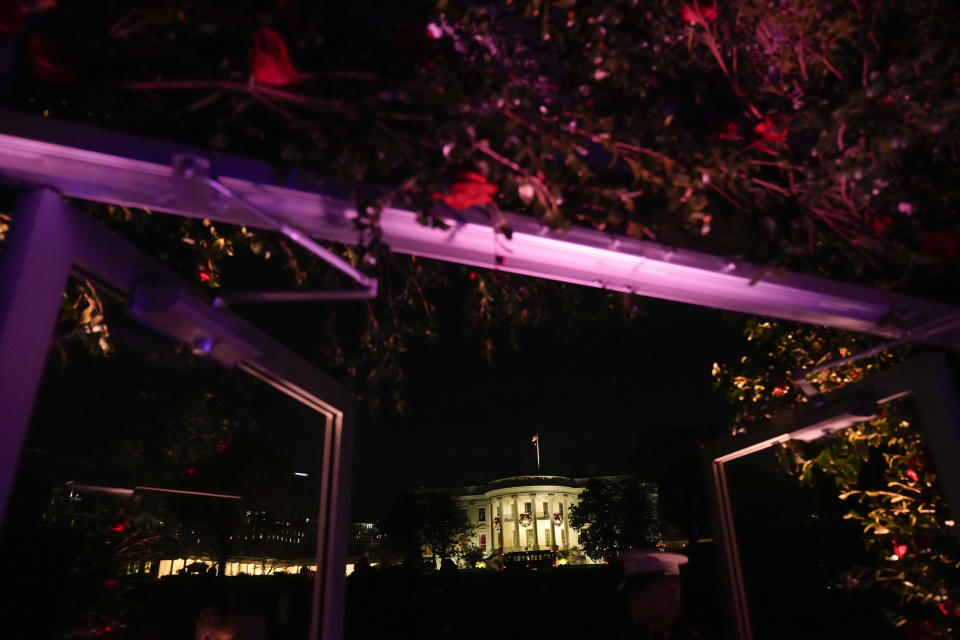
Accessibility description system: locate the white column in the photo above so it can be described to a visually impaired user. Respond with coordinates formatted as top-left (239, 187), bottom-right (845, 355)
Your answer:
top-left (512, 494), bottom-right (520, 550)
top-left (488, 499), bottom-right (495, 553)
top-left (549, 499), bottom-right (557, 550)
top-left (530, 492), bottom-right (539, 549)
top-left (496, 496), bottom-right (504, 549)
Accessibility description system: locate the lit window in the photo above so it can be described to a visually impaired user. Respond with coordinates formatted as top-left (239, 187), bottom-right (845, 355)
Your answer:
top-left (542, 501), bottom-right (549, 517)
top-left (479, 534), bottom-right (486, 551)
top-left (478, 507), bottom-right (486, 522)
top-left (524, 502), bottom-right (532, 514)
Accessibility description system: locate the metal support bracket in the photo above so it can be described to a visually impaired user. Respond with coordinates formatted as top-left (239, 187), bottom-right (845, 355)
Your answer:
top-left (0, 187), bottom-right (354, 640)
top-left (793, 312), bottom-right (960, 399)
top-left (128, 283), bottom-right (262, 368)
top-left (3, 109), bottom-right (960, 335)
top-left (171, 154), bottom-right (216, 213)
top-left (171, 154), bottom-right (378, 308)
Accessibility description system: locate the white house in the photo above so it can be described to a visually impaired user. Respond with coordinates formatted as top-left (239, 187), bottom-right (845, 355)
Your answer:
top-left (442, 474), bottom-right (634, 557)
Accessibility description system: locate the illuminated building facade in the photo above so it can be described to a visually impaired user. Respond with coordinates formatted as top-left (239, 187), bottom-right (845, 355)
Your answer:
top-left (447, 474), bottom-right (632, 557)
top-left (40, 485), bottom-right (320, 578)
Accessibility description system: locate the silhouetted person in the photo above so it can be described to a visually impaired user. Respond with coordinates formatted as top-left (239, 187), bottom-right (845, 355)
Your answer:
top-left (619, 551), bottom-right (700, 638)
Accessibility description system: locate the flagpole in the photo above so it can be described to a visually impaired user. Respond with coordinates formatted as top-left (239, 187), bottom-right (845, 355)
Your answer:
top-left (535, 432), bottom-right (540, 472)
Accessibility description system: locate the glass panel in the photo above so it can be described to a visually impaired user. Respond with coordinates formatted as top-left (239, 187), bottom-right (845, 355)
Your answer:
top-left (724, 397), bottom-right (933, 639)
top-left (0, 278), bottom-right (326, 638)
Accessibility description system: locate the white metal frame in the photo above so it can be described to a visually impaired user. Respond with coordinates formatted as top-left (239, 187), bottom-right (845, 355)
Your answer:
top-left (703, 353), bottom-right (960, 640)
top-left (3, 110), bottom-right (960, 640)
top-left (1, 109), bottom-right (959, 340)
top-left (0, 188), bottom-right (353, 640)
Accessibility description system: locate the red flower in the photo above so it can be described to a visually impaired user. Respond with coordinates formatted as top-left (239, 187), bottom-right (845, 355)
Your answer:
top-left (432, 171), bottom-right (498, 209)
top-left (938, 600), bottom-right (956, 616)
top-left (748, 115), bottom-right (792, 155)
top-left (252, 27), bottom-right (301, 86)
top-left (907, 468), bottom-right (919, 482)
top-left (110, 523), bottom-right (125, 532)
top-left (753, 115), bottom-right (791, 146)
top-left (921, 228), bottom-right (960, 265)
top-left (892, 540), bottom-right (908, 558)
top-left (680, 4), bottom-right (718, 24)
top-left (199, 270), bottom-right (211, 283)
top-left (716, 121), bottom-right (739, 140)
top-left (27, 35), bottom-right (75, 85)
top-left (871, 214), bottom-right (893, 237)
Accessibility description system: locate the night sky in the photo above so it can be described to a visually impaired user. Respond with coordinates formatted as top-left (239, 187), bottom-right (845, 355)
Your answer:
top-left (346, 287), bottom-right (746, 521)
top-left (19, 266), bottom-right (748, 525)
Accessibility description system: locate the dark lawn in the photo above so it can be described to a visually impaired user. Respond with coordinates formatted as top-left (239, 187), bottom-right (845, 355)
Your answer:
top-left (346, 548), bottom-right (723, 640)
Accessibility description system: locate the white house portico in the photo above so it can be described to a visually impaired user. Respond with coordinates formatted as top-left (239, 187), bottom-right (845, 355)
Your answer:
top-left (446, 475), bottom-right (609, 556)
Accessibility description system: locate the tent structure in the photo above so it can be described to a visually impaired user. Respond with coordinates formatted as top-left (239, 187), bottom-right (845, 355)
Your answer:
top-left (2, 109), bottom-right (959, 639)
top-left (3, 109), bottom-right (960, 340)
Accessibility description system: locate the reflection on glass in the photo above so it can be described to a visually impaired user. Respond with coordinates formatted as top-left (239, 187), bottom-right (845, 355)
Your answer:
top-left (0, 279), bottom-right (324, 638)
top-left (725, 397), bottom-right (933, 640)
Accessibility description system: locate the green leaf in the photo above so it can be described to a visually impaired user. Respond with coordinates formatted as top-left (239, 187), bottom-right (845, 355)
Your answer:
top-left (854, 438), bottom-right (870, 462)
